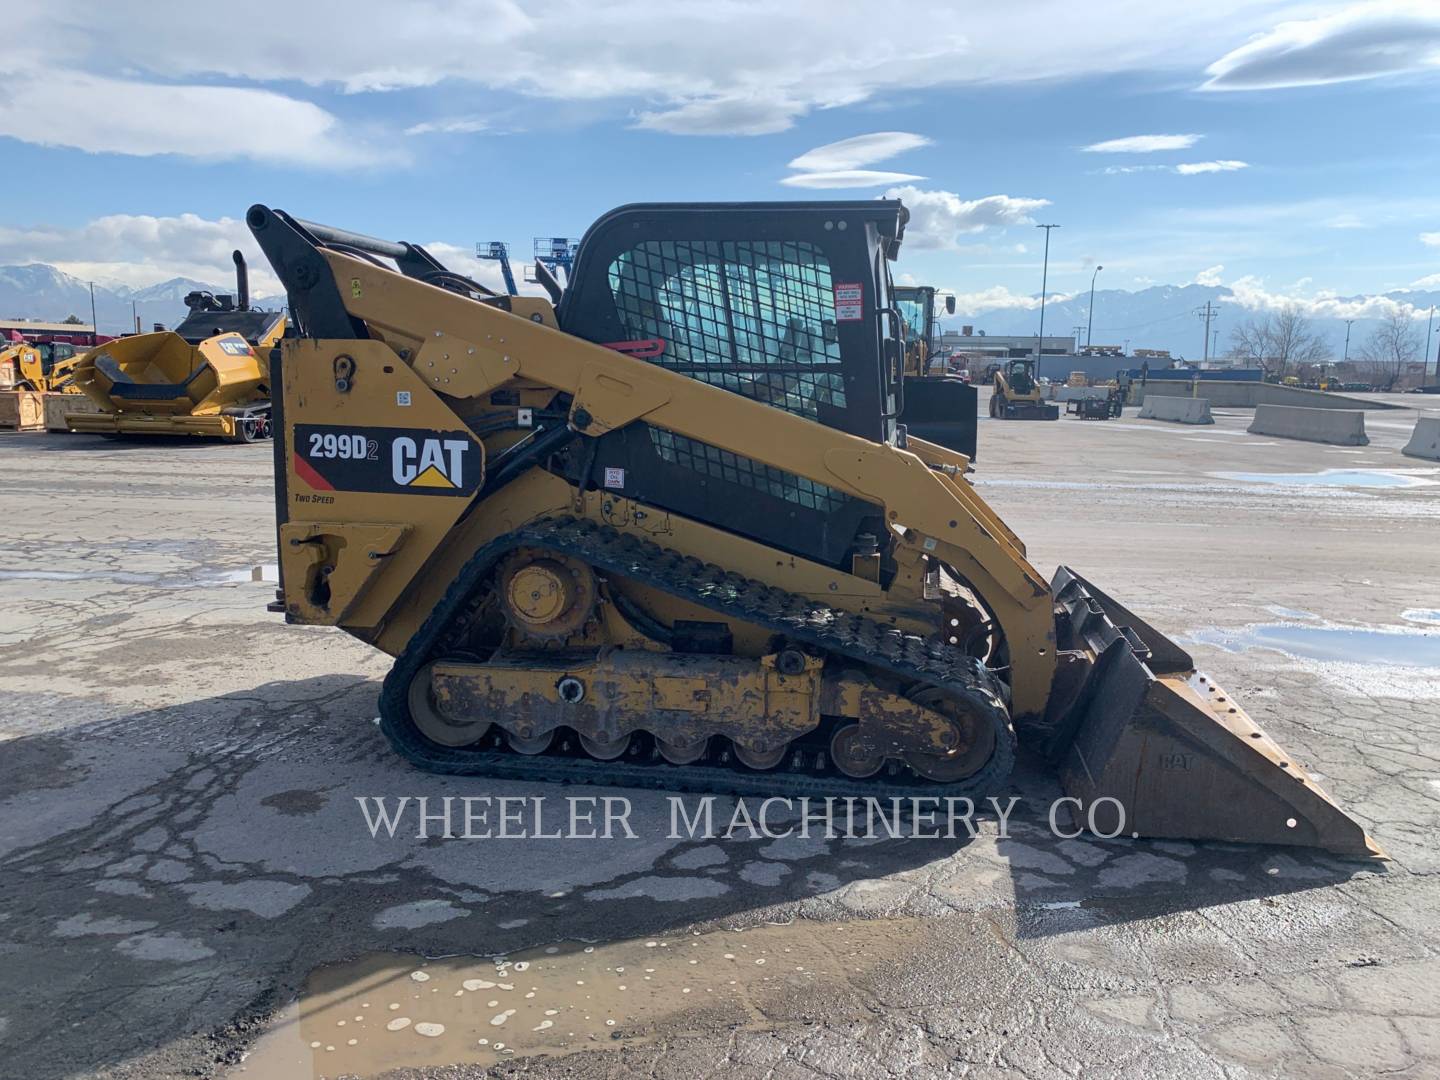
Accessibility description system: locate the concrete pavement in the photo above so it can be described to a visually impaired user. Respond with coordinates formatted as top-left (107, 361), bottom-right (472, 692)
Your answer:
top-left (1, 391), bottom-right (1437, 1078)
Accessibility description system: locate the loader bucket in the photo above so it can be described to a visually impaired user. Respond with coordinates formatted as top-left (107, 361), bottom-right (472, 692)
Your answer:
top-left (1041, 568), bottom-right (1382, 858)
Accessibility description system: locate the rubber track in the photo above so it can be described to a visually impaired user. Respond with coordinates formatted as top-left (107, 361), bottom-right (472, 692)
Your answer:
top-left (378, 518), bottom-right (1016, 801)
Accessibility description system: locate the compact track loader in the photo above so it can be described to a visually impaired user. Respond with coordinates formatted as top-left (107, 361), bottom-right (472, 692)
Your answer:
top-left (3, 336), bottom-right (85, 392)
top-left (68, 252), bottom-right (282, 441)
top-left (991, 358), bottom-right (1059, 420)
top-left (248, 200), bottom-right (1378, 856)
top-left (894, 285), bottom-right (978, 458)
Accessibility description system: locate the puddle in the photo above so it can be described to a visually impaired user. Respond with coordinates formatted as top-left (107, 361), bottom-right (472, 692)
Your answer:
top-left (1185, 622), bottom-right (1440, 668)
top-left (213, 564), bottom-right (280, 584)
top-left (0, 564), bottom-right (279, 588)
top-left (1402, 609), bottom-right (1440, 626)
top-left (234, 919), bottom-right (909, 1078)
top-left (1209, 469), bottom-right (1439, 490)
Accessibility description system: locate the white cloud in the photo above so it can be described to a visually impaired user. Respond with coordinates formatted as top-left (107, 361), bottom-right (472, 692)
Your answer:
top-left (886, 186), bottom-right (1051, 250)
top-left (1101, 160), bottom-right (1249, 176)
top-left (1194, 265), bottom-right (1226, 286)
top-left (1224, 275), bottom-right (1432, 320)
top-left (635, 95), bottom-right (808, 135)
top-left (946, 286), bottom-right (1044, 315)
top-left (0, 214), bottom-right (277, 293)
top-left (1082, 133), bottom-right (1201, 153)
top-left (783, 131), bottom-right (930, 188)
top-left (405, 116), bottom-right (492, 136)
top-left (0, 214), bottom-right (530, 297)
top-left (0, 68), bottom-right (377, 167)
top-left (1412, 272), bottom-right (1440, 288)
top-left (945, 285), bottom-right (1076, 316)
top-left (781, 169), bottom-right (927, 189)
top-left (1175, 160), bottom-right (1250, 174)
top-left (1422, 232), bottom-right (1440, 247)
top-left (788, 132), bottom-right (932, 171)
top-left (11, 1), bottom-right (1309, 139)
top-left (1204, 1), bottom-right (1440, 91)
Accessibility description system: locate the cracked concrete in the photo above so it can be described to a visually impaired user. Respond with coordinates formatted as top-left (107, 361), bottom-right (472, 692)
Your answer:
top-left (1, 394), bottom-right (1437, 1079)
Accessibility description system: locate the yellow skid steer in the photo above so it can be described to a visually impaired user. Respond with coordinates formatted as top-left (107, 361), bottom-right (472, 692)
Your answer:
top-left (245, 201), bottom-right (1378, 856)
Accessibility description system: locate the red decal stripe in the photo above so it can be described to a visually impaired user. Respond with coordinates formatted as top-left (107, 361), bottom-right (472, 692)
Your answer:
top-left (292, 452), bottom-right (335, 491)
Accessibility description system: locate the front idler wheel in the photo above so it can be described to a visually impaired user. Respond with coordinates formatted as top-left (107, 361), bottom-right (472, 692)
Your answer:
top-left (408, 662), bottom-right (491, 748)
top-left (904, 687), bottom-right (999, 782)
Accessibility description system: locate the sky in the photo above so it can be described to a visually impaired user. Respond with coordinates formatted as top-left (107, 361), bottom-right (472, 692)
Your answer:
top-left (2, 0), bottom-right (1439, 322)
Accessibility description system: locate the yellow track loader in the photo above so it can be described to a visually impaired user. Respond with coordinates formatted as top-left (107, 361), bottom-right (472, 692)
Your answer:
top-left (991, 358), bottom-right (1059, 420)
top-left (68, 252), bottom-right (283, 441)
top-left (2, 338), bottom-right (86, 392)
top-left (247, 201), bottom-right (1378, 856)
top-left (894, 285), bottom-right (978, 458)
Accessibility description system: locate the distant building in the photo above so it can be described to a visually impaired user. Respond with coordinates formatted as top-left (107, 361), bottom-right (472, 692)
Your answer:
top-left (938, 331), bottom-right (1076, 361)
top-left (0, 318), bottom-right (96, 336)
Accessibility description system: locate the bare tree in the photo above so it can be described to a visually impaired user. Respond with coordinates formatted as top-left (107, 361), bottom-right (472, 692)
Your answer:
top-left (1358, 309), bottom-right (1420, 391)
top-left (1226, 306), bottom-right (1328, 378)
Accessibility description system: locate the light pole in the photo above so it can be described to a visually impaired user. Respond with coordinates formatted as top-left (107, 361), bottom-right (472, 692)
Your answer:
top-left (1086, 265), bottom-right (1103, 350)
top-left (1034, 224), bottom-right (1060, 379)
top-left (88, 281), bottom-right (98, 336)
top-left (1342, 319), bottom-right (1355, 364)
top-left (1425, 306), bottom-right (1435, 386)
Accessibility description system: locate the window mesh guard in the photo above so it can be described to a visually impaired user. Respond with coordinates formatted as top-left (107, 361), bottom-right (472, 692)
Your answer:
top-left (648, 430), bottom-right (847, 514)
top-left (607, 239), bottom-right (847, 420)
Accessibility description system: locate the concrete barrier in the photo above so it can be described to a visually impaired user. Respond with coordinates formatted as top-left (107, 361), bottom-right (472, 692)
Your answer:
top-left (1129, 380), bottom-right (1399, 410)
top-left (1402, 416), bottom-right (1440, 461)
top-left (1248, 404), bottom-right (1368, 446)
top-left (1137, 395), bottom-right (1214, 425)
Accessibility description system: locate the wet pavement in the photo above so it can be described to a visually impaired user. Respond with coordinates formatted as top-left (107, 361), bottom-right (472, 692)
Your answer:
top-left (2, 390), bottom-right (1439, 1079)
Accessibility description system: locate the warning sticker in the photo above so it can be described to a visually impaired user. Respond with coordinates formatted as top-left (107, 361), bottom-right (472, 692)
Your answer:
top-left (603, 467), bottom-right (626, 489)
top-left (834, 282), bottom-right (864, 322)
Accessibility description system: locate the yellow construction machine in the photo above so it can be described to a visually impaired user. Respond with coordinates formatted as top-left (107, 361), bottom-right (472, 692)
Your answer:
top-left (2, 339), bottom-right (86, 394)
top-left (246, 200), bottom-right (1378, 856)
top-left (990, 358), bottom-right (1058, 420)
top-left (893, 285), bottom-right (978, 458)
top-left (68, 252), bottom-right (283, 441)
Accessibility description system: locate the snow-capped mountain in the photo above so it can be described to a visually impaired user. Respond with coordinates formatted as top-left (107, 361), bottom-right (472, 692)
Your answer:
top-left (0, 264), bottom-right (278, 333)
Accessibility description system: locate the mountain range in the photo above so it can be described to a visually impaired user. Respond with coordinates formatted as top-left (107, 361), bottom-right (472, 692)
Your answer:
top-left (3, 262), bottom-right (1438, 364)
top-left (945, 283), bottom-right (1440, 363)
top-left (0, 264), bottom-right (274, 335)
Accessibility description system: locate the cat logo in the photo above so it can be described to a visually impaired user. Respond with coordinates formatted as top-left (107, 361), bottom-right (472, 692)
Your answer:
top-left (392, 436), bottom-right (471, 490)
top-left (293, 424), bottom-right (480, 498)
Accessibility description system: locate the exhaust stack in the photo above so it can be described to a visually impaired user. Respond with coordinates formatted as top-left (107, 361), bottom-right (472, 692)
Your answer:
top-left (233, 250), bottom-right (250, 311)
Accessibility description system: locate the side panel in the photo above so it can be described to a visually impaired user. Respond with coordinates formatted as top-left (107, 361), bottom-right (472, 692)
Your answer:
top-left (278, 338), bottom-right (485, 629)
